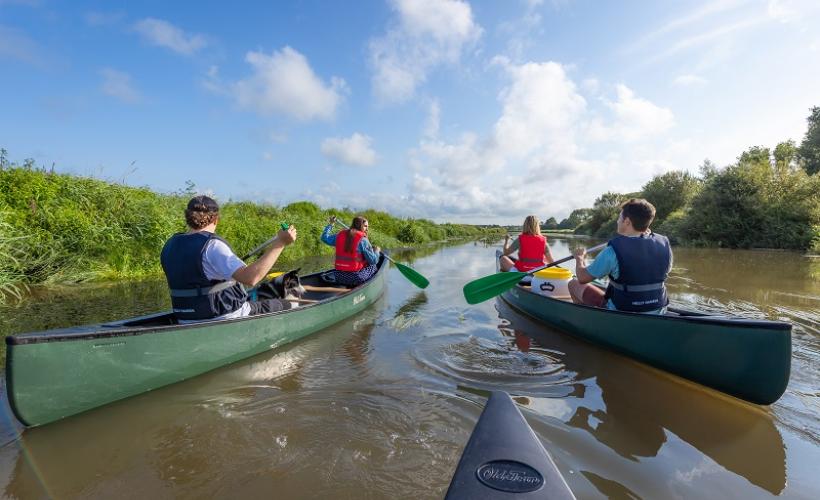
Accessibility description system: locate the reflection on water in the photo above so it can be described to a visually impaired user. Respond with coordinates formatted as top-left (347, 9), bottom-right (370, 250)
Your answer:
top-left (0, 239), bottom-right (819, 498)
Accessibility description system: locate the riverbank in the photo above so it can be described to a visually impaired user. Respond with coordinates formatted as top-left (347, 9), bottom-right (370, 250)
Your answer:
top-left (0, 165), bottom-right (504, 303)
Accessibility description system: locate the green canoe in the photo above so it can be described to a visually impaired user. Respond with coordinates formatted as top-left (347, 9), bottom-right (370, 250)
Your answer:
top-left (5, 257), bottom-right (388, 427)
top-left (494, 251), bottom-right (791, 405)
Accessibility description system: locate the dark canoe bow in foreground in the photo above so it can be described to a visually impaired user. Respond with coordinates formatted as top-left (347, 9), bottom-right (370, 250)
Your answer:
top-left (5, 256), bottom-right (389, 427)
top-left (494, 251), bottom-right (791, 405)
top-left (446, 391), bottom-right (575, 499)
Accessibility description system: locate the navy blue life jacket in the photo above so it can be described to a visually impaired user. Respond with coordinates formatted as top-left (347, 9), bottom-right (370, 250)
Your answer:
top-left (605, 233), bottom-right (671, 313)
top-left (160, 232), bottom-right (248, 321)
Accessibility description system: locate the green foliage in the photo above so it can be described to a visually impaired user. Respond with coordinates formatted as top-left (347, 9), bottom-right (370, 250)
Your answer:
top-left (0, 154), bottom-right (500, 302)
top-left (640, 170), bottom-right (701, 223)
top-left (675, 151), bottom-right (820, 249)
top-left (575, 192), bottom-right (631, 237)
top-left (557, 208), bottom-right (591, 230)
top-left (774, 140), bottom-right (798, 171)
top-left (541, 217), bottom-right (558, 230)
top-left (561, 131), bottom-right (819, 252)
top-left (798, 106), bottom-right (820, 175)
top-left (397, 222), bottom-right (427, 244)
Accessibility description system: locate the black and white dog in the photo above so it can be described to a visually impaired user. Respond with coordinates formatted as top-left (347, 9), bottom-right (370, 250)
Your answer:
top-left (260, 268), bottom-right (305, 308)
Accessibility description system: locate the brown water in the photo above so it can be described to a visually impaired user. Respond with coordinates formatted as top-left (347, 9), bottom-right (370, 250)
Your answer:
top-left (0, 239), bottom-right (818, 499)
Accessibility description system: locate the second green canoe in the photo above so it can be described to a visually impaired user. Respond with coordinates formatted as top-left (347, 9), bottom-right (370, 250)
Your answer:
top-left (494, 251), bottom-right (791, 405)
top-left (5, 257), bottom-right (388, 427)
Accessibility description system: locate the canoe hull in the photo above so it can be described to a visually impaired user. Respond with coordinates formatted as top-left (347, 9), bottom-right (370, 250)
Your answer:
top-left (496, 255), bottom-right (791, 405)
top-left (6, 260), bottom-right (387, 427)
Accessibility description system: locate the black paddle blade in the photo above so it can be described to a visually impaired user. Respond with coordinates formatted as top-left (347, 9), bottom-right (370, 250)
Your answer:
top-left (462, 271), bottom-right (527, 305)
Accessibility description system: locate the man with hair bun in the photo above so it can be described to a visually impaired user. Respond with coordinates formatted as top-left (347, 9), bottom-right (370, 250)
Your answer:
top-left (160, 195), bottom-right (297, 322)
top-left (568, 198), bottom-right (673, 314)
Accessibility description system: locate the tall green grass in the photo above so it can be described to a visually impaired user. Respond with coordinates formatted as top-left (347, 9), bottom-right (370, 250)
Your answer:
top-left (0, 159), bottom-right (502, 303)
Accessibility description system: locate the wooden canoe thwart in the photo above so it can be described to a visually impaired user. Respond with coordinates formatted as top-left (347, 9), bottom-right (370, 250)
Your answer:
top-left (5, 257), bottom-right (389, 427)
top-left (494, 251), bottom-right (792, 405)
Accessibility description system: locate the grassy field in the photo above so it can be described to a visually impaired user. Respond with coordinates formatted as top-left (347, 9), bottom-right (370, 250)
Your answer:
top-left (0, 164), bottom-right (503, 303)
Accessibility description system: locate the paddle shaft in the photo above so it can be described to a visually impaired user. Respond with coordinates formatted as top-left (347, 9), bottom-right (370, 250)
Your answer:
top-left (522, 242), bottom-right (608, 275)
top-left (242, 223), bottom-right (290, 261)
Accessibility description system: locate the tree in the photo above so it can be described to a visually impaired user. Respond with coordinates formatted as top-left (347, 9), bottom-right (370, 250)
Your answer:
top-left (798, 106), bottom-right (820, 175)
top-left (738, 146), bottom-right (771, 166)
top-left (774, 140), bottom-right (798, 171)
top-left (541, 217), bottom-right (558, 230)
top-left (558, 208), bottom-right (591, 229)
top-left (641, 171), bottom-right (700, 222)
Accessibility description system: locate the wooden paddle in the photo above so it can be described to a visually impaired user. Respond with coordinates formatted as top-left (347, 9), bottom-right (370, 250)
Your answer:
top-left (241, 223), bottom-right (291, 261)
top-left (332, 220), bottom-right (429, 289)
top-left (462, 242), bottom-right (608, 305)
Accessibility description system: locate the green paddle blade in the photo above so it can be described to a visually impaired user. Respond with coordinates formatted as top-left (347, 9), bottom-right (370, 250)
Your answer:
top-left (393, 261), bottom-right (430, 289)
top-left (462, 271), bottom-right (527, 305)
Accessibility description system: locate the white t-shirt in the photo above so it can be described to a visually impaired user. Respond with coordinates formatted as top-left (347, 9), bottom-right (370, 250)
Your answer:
top-left (178, 239), bottom-right (251, 322)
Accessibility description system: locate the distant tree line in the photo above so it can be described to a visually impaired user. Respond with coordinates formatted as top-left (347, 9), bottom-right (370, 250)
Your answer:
top-left (542, 106), bottom-right (820, 252)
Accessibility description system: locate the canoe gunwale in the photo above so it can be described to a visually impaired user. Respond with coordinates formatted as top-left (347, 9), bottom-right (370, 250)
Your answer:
top-left (6, 256), bottom-right (389, 346)
top-left (509, 285), bottom-right (791, 330)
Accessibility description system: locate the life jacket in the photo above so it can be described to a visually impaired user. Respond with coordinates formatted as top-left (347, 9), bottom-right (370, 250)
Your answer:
top-left (160, 232), bottom-right (248, 321)
top-left (605, 233), bottom-right (672, 313)
top-left (335, 230), bottom-right (367, 272)
top-left (516, 234), bottom-right (547, 271)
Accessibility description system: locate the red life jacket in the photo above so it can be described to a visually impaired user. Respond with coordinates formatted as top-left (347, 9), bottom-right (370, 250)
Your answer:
top-left (517, 234), bottom-right (547, 271)
top-left (335, 230), bottom-right (367, 272)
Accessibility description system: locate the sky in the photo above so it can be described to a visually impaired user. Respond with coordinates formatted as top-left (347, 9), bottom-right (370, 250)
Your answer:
top-left (1, 0), bottom-right (819, 224)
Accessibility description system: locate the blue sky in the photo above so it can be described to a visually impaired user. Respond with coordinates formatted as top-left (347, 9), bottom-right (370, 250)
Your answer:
top-left (2, 0), bottom-right (819, 223)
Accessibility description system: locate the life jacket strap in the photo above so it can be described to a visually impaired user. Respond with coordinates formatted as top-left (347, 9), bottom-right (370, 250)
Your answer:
top-left (169, 280), bottom-right (239, 297)
top-left (608, 281), bottom-right (664, 292)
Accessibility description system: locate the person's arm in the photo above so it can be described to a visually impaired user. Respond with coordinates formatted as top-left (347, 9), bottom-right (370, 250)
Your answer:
top-left (544, 241), bottom-right (555, 264)
top-left (573, 247), bottom-right (596, 284)
top-left (320, 223), bottom-right (336, 246)
top-left (573, 246), bottom-right (617, 284)
top-left (504, 237), bottom-right (519, 256)
top-left (232, 226), bottom-right (297, 286)
top-left (359, 238), bottom-right (381, 265)
top-left (502, 234), bottom-right (511, 255)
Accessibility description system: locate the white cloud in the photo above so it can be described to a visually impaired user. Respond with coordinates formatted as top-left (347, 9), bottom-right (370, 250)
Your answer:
top-left (0, 25), bottom-right (46, 67)
top-left (400, 61), bottom-right (681, 221)
top-left (321, 133), bottom-right (378, 167)
top-left (99, 68), bottom-right (140, 103)
top-left (589, 84), bottom-right (674, 142)
top-left (133, 18), bottom-right (207, 55)
top-left (232, 46), bottom-right (346, 121)
top-left (673, 74), bottom-right (708, 87)
top-left (623, 0), bottom-right (747, 54)
top-left (424, 99), bottom-right (440, 137)
top-left (369, 0), bottom-right (482, 104)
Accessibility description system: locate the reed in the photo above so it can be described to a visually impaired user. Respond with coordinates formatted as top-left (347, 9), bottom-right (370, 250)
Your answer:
top-left (0, 159), bottom-right (503, 303)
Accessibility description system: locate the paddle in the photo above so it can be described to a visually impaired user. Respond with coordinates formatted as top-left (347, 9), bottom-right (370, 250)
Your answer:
top-left (462, 242), bottom-right (608, 305)
top-left (332, 219), bottom-right (429, 289)
top-left (242, 223), bottom-right (291, 261)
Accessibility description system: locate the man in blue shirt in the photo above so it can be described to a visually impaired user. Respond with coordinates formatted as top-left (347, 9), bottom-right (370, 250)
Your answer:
top-left (568, 198), bottom-right (672, 314)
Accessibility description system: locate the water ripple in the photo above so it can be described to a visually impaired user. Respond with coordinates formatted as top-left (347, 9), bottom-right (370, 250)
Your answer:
top-left (411, 333), bottom-right (580, 398)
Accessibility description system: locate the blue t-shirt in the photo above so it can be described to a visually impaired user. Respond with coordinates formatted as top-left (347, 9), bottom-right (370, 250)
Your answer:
top-left (585, 240), bottom-right (668, 314)
top-left (321, 224), bottom-right (380, 265)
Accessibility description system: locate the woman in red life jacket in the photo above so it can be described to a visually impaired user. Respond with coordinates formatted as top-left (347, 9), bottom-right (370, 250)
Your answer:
top-left (321, 215), bottom-right (382, 286)
top-left (499, 215), bottom-right (554, 272)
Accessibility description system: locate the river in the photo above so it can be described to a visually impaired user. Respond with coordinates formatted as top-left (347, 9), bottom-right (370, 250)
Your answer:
top-left (0, 238), bottom-right (818, 499)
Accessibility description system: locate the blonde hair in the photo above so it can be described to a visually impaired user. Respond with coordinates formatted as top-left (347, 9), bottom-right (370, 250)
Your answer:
top-left (522, 215), bottom-right (541, 236)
